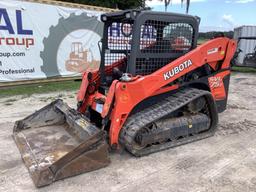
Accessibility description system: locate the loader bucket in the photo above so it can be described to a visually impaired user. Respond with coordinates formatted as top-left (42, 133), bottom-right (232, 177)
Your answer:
top-left (13, 99), bottom-right (110, 187)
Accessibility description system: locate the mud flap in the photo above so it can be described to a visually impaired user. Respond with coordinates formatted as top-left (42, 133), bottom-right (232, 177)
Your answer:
top-left (13, 99), bottom-right (110, 187)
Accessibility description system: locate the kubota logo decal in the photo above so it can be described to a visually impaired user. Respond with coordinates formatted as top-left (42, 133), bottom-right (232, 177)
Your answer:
top-left (163, 59), bottom-right (193, 80)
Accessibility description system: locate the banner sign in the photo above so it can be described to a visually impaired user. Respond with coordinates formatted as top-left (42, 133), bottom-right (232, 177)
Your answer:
top-left (0, 0), bottom-right (106, 82)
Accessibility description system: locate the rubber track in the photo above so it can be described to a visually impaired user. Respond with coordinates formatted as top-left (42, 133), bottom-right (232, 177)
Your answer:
top-left (119, 88), bottom-right (218, 157)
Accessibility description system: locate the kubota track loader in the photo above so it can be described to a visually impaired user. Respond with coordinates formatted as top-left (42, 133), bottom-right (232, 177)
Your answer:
top-left (13, 9), bottom-right (237, 187)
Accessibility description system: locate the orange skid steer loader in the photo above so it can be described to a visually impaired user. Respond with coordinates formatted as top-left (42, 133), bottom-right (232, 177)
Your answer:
top-left (13, 9), bottom-right (237, 187)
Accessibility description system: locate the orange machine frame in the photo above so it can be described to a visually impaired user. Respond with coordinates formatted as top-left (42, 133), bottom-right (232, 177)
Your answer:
top-left (77, 37), bottom-right (237, 148)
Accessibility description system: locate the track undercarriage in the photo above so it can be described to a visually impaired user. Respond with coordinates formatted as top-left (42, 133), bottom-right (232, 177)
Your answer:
top-left (120, 88), bottom-right (218, 156)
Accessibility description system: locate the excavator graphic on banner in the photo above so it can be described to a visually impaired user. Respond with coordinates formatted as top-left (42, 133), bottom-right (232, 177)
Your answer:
top-left (65, 42), bottom-right (100, 73)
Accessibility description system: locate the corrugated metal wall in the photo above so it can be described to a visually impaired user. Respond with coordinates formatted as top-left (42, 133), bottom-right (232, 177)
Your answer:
top-left (234, 26), bottom-right (256, 67)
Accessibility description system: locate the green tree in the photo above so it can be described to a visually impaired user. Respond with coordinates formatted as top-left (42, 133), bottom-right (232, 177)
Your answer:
top-left (56, 0), bottom-right (146, 9)
top-left (57, 0), bottom-right (190, 13)
top-left (162, 0), bottom-right (190, 13)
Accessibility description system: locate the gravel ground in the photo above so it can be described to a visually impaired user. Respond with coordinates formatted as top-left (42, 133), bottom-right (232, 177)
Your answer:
top-left (0, 72), bottom-right (256, 192)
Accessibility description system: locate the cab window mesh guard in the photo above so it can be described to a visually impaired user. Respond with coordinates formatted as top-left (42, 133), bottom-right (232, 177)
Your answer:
top-left (135, 20), bottom-right (194, 75)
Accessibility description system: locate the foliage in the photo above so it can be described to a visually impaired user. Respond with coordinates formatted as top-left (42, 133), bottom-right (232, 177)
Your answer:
top-left (199, 31), bottom-right (234, 39)
top-left (56, 0), bottom-right (146, 9)
top-left (163, 0), bottom-right (190, 13)
top-left (57, 0), bottom-right (190, 12)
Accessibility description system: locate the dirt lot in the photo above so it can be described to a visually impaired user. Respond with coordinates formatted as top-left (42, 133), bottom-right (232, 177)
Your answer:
top-left (0, 72), bottom-right (256, 192)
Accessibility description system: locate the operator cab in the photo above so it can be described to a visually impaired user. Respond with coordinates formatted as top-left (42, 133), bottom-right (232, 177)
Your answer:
top-left (99, 9), bottom-right (200, 90)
